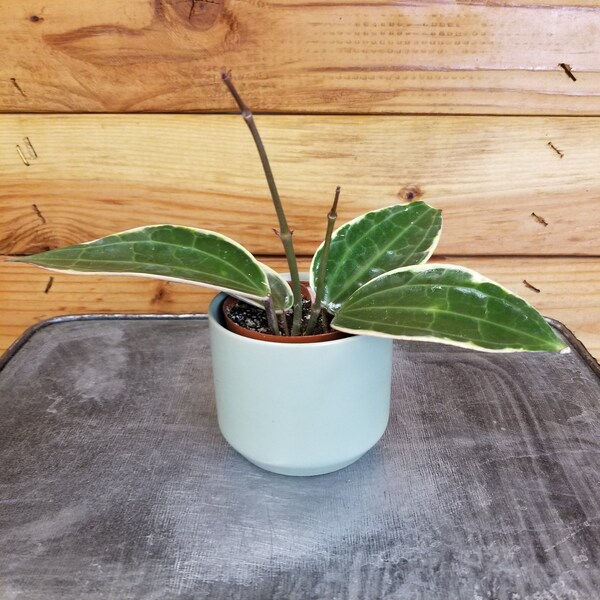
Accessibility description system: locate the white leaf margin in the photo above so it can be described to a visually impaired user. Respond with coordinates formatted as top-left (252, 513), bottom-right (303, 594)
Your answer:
top-left (309, 202), bottom-right (443, 313)
top-left (10, 224), bottom-right (272, 303)
top-left (331, 263), bottom-right (570, 354)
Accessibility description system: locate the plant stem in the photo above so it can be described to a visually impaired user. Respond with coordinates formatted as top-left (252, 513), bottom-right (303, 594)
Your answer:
top-left (305, 186), bottom-right (340, 335)
top-left (221, 70), bottom-right (303, 336)
top-left (264, 297), bottom-right (280, 336)
top-left (279, 311), bottom-right (290, 336)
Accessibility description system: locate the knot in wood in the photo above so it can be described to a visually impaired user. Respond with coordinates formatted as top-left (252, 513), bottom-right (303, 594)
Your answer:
top-left (158, 0), bottom-right (225, 31)
top-left (398, 185), bottom-right (423, 202)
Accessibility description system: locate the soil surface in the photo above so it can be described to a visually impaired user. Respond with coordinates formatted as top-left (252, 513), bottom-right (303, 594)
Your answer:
top-left (226, 298), bottom-right (331, 336)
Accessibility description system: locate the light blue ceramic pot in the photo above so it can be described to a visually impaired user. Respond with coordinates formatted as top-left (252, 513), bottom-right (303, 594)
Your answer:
top-left (208, 293), bottom-right (394, 476)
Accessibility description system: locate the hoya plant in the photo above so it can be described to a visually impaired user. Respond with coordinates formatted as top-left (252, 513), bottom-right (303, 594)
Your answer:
top-left (10, 73), bottom-right (565, 354)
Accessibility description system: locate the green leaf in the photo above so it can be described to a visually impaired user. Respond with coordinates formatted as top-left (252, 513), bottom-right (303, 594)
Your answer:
top-left (311, 201), bottom-right (442, 313)
top-left (10, 225), bottom-right (271, 300)
top-left (236, 264), bottom-right (294, 312)
top-left (332, 264), bottom-right (567, 352)
top-left (259, 263), bottom-right (293, 312)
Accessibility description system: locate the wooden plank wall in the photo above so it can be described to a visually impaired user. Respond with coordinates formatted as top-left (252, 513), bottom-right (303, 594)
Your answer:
top-left (1, 0), bottom-right (599, 359)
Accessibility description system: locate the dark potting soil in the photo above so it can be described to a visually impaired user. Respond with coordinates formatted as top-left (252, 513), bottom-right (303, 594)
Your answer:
top-left (226, 298), bottom-right (331, 336)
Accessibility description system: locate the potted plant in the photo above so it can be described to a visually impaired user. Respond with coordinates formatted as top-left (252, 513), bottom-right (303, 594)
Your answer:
top-left (9, 72), bottom-right (566, 476)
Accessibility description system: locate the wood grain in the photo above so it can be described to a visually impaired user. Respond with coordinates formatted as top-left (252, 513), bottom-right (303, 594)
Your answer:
top-left (2, 114), bottom-right (600, 256)
top-left (2, 257), bottom-right (599, 360)
top-left (2, 0), bottom-right (600, 114)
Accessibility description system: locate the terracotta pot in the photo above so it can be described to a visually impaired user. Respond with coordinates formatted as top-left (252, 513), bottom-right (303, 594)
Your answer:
top-left (222, 295), bottom-right (347, 344)
top-left (221, 282), bottom-right (347, 343)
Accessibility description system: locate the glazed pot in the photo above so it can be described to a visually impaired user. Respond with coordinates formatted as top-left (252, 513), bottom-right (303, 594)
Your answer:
top-left (208, 293), bottom-right (394, 476)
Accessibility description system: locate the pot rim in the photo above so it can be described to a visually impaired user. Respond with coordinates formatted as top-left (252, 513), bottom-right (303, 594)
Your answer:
top-left (222, 294), bottom-right (349, 344)
top-left (209, 293), bottom-right (359, 348)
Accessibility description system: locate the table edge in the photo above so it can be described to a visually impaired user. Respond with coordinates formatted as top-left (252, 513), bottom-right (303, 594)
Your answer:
top-left (1, 314), bottom-right (598, 378)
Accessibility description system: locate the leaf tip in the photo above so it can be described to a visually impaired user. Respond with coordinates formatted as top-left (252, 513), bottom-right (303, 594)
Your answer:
top-left (551, 338), bottom-right (570, 353)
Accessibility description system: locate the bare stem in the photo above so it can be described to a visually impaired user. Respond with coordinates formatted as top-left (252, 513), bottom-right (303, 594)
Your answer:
top-left (279, 311), bottom-right (290, 336)
top-left (305, 186), bottom-right (340, 335)
top-left (264, 297), bottom-right (280, 336)
top-left (221, 70), bottom-right (303, 336)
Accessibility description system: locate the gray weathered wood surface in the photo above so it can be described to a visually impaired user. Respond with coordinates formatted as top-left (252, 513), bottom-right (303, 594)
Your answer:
top-left (1, 316), bottom-right (599, 599)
